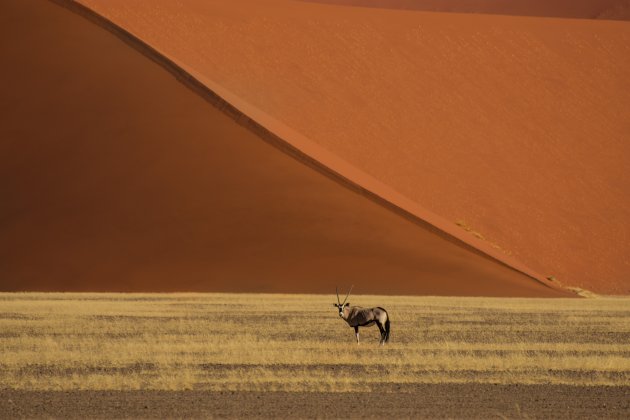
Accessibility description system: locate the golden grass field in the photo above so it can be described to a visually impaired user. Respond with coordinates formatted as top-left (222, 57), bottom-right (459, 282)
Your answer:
top-left (1, 293), bottom-right (629, 393)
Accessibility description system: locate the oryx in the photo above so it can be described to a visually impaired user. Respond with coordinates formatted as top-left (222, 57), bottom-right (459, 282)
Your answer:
top-left (333, 286), bottom-right (390, 345)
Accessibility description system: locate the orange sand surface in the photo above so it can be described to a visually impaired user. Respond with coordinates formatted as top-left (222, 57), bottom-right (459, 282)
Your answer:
top-left (74, 0), bottom-right (630, 294)
top-left (0, 0), bottom-right (571, 296)
top-left (303, 0), bottom-right (630, 20)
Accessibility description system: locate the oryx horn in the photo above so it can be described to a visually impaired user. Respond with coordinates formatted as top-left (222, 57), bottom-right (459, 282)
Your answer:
top-left (342, 285), bottom-right (353, 305)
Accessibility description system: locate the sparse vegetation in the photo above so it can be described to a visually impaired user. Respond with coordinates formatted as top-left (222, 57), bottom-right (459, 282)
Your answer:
top-left (455, 220), bottom-right (508, 253)
top-left (546, 275), bottom-right (599, 297)
top-left (1, 293), bottom-right (629, 392)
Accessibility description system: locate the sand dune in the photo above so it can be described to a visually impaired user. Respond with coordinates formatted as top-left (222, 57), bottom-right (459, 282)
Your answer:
top-left (302, 0), bottom-right (630, 20)
top-left (597, 0), bottom-right (630, 20)
top-left (0, 0), bottom-right (570, 296)
top-left (73, 0), bottom-right (630, 294)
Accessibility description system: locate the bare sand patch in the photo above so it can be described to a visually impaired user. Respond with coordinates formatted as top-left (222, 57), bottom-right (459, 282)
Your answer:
top-left (2, 385), bottom-right (630, 419)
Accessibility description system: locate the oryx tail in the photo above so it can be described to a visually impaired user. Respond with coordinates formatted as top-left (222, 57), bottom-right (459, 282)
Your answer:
top-left (379, 307), bottom-right (391, 343)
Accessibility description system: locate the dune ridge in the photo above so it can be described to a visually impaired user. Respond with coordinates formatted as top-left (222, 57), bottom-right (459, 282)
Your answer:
top-left (0, 0), bottom-right (570, 296)
top-left (301, 0), bottom-right (630, 20)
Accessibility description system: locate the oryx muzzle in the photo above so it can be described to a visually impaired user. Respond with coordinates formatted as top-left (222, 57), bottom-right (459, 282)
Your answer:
top-left (333, 286), bottom-right (390, 345)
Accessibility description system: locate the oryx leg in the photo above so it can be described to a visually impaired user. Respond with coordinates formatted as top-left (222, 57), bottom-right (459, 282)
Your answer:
top-left (354, 326), bottom-right (359, 344)
top-left (376, 321), bottom-right (386, 345)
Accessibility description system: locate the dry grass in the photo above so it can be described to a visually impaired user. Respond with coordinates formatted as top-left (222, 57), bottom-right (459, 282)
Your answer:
top-left (1, 293), bottom-right (629, 392)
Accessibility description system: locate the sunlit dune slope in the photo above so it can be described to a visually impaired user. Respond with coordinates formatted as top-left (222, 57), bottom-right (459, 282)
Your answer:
top-left (0, 0), bottom-right (569, 296)
top-left (303, 0), bottom-right (630, 20)
top-left (76, 0), bottom-right (630, 294)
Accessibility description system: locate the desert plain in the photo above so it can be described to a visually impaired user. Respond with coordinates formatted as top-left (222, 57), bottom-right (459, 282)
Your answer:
top-left (1, 293), bottom-right (630, 418)
top-left (1, 0), bottom-right (630, 418)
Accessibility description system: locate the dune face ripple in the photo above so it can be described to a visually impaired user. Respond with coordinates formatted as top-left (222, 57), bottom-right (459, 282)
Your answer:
top-left (0, 0), bottom-right (592, 297)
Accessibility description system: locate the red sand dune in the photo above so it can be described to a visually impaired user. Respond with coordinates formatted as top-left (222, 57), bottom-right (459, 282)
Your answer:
top-left (74, 0), bottom-right (630, 294)
top-left (0, 0), bottom-right (571, 296)
top-left (598, 0), bottom-right (630, 20)
top-left (303, 0), bottom-right (630, 20)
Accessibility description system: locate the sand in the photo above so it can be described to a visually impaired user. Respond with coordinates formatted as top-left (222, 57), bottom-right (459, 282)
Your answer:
top-left (0, 0), bottom-right (572, 296)
top-left (74, 0), bottom-right (630, 293)
top-left (302, 0), bottom-right (630, 20)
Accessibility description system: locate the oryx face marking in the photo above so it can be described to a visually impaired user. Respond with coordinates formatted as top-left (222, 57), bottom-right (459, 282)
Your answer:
top-left (333, 302), bottom-right (349, 318)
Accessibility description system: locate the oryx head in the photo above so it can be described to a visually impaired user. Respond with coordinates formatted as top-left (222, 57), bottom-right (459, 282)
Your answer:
top-left (333, 285), bottom-right (353, 318)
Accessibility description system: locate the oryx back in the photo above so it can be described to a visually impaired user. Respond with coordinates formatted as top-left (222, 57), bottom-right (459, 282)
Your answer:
top-left (345, 305), bottom-right (390, 344)
top-left (346, 306), bottom-right (384, 328)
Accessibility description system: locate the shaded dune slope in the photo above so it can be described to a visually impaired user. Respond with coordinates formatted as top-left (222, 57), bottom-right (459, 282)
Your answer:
top-left (77, 0), bottom-right (630, 293)
top-left (0, 0), bottom-right (568, 296)
top-left (302, 0), bottom-right (630, 20)
top-left (598, 0), bottom-right (630, 20)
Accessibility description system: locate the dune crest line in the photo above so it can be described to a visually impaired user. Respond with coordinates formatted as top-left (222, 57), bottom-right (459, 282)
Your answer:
top-left (51, 0), bottom-right (564, 293)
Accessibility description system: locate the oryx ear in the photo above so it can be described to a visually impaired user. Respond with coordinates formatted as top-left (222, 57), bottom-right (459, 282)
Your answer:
top-left (332, 303), bottom-right (338, 307)
top-left (345, 302), bottom-right (350, 307)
